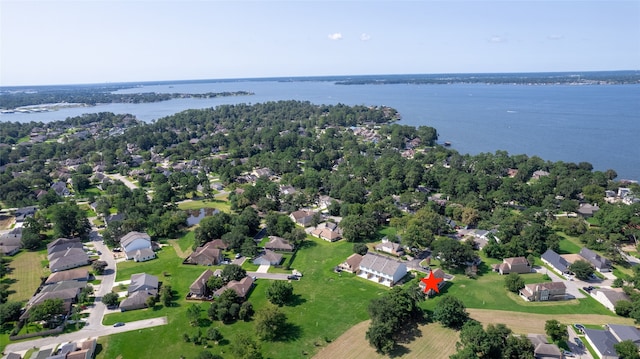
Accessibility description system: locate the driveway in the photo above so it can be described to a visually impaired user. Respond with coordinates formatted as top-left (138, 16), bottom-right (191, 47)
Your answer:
top-left (566, 325), bottom-right (594, 359)
top-left (247, 272), bottom-right (290, 280)
top-left (108, 174), bottom-right (138, 190)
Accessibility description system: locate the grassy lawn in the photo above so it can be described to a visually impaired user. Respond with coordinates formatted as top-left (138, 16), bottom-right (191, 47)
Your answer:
top-left (99, 236), bottom-right (387, 359)
top-left (175, 231), bottom-right (195, 252)
top-left (177, 199), bottom-right (231, 213)
top-left (6, 251), bottom-right (48, 302)
top-left (556, 232), bottom-right (582, 254)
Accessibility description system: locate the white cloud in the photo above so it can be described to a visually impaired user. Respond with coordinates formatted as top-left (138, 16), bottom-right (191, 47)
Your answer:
top-left (488, 35), bottom-right (506, 43)
top-left (547, 34), bottom-right (564, 40)
top-left (328, 33), bottom-right (343, 41)
top-left (360, 33), bottom-right (371, 41)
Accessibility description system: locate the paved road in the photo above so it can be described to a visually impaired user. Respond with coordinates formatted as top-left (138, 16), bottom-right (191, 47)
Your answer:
top-left (247, 272), bottom-right (291, 280)
top-left (567, 325), bottom-right (594, 359)
top-left (108, 174), bottom-right (138, 190)
top-left (4, 317), bottom-right (168, 355)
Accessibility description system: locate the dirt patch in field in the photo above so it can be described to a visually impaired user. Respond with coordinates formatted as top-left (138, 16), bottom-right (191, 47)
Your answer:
top-left (468, 308), bottom-right (635, 334)
top-left (313, 320), bottom-right (458, 359)
top-left (0, 215), bottom-right (14, 230)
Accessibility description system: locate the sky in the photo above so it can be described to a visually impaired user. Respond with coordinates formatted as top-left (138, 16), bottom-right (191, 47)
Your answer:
top-left (1, 0), bottom-right (639, 86)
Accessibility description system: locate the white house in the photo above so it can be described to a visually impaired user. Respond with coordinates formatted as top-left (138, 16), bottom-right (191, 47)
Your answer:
top-left (120, 231), bottom-right (153, 260)
top-left (592, 288), bottom-right (630, 312)
top-left (358, 253), bottom-right (407, 287)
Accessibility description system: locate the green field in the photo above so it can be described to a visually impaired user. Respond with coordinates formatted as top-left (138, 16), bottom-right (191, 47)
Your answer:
top-left (99, 236), bottom-right (387, 359)
top-left (556, 232), bottom-right (583, 254)
top-left (177, 199), bottom-right (231, 213)
top-left (5, 251), bottom-right (49, 302)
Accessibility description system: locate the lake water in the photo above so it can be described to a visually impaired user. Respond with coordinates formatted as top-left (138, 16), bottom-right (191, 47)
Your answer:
top-left (2, 80), bottom-right (639, 181)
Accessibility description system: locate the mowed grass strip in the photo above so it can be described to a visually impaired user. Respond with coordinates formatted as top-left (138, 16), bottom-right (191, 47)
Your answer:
top-left (468, 308), bottom-right (636, 334)
top-left (6, 251), bottom-right (49, 302)
top-left (313, 320), bottom-right (459, 359)
top-left (177, 199), bottom-right (231, 212)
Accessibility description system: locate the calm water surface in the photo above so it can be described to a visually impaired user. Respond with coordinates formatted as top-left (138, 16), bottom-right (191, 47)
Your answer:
top-left (3, 81), bottom-right (639, 181)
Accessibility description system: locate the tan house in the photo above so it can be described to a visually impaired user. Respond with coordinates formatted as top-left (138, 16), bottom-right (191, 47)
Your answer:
top-left (186, 241), bottom-right (224, 266)
top-left (375, 237), bottom-right (404, 257)
top-left (190, 269), bottom-right (214, 297)
top-left (494, 257), bottom-right (531, 275)
top-left (214, 276), bottom-right (254, 299)
top-left (339, 254), bottom-right (363, 273)
top-left (520, 282), bottom-right (566, 302)
top-left (311, 222), bottom-right (343, 242)
top-left (418, 268), bottom-right (447, 296)
top-left (264, 236), bottom-right (295, 252)
top-left (289, 210), bottom-right (316, 227)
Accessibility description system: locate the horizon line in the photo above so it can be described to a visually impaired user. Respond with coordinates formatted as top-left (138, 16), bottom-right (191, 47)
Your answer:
top-left (2, 69), bottom-right (639, 89)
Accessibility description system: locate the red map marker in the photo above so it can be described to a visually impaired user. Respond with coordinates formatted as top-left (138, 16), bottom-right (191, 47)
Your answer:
top-left (421, 272), bottom-right (444, 294)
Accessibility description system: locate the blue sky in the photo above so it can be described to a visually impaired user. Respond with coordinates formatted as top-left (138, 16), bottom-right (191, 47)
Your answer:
top-left (1, 0), bottom-right (639, 86)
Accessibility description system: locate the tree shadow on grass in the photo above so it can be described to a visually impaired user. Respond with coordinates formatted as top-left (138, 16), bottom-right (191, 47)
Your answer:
top-left (198, 318), bottom-right (212, 327)
top-left (275, 322), bottom-right (302, 342)
top-left (94, 343), bottom-right (104, 357)
top-left (287, 294), bottom-right (307, 307)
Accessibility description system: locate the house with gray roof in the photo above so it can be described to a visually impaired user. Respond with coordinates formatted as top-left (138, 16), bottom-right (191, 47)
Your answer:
top-left (584, 328), bottom-right (621, 359)
top-left (593, 288), bottom-right (630, 311)
top-left (527, 333), bottom-right (562, 359)
top-left (128, 273), bottom-right (159, 296)
top-left (541, 249), bottom-right (570, 275)
top-left (607, 324), bottom-right (640, 346)
top-left (580, 247), bottom-right (611, 272)
top-left (253, 250), bottom-right (283, 266)
top-left (0, 230), bottom-right (22, 256)
top-left (47, 238), bottom-right (83, 255)
top-left (358, 253), bottom-right (407, 287)
top-left (120, 231), bottom-right (153, 260)
top-left (264, 236), bottom-right (295, 252)
top-left (48, 248), bottom-right (90, 272)
top-left (120, 291), bottom-right (153, 311)
top-left (520, 282), bottom-right (566, 302)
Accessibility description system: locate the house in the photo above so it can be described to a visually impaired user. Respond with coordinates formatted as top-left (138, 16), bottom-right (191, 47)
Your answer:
top-left (577, 203), bottom-right (600, 217)
top-left (358, 253), bottom-right (407, 287)
top-left (520, 282), bottom-right (566, 302)
top-left (5, 353), bottom-right (21, 359)
top-left (311, 222), bottom-right (343, 242)
top-left (264, 236), bottom-right (295, 252)
top-left (14, 206), bottom-right (37, 222)
top-left (51, 181), bottom-right (70, 196)
top-left (120, 231), bottom-right (153, 260)
top-left (105, 213), bottom-right (125, 226)
top-left (47, 237), bottom-right (83, 254)
top-left (527, 334), bottom-right (563, 359)
top-left (531, 170), bottom-right (550, 180)
top-left (253, 250), bottom-right (283, 266)
top-left (607, 324), bottom-right (640, 346)
top-left (0, 230), bottom-right (22, 255)
top-left (541, 249), bottom-right (571, 275)
top-left (375, 237), bottom-right (404, 257)
top-left (131, 247), bottom-right (156, 262)
top-left (494, 257), bottom-right (531, 275)
top-left (252, 167), bottom-right (273, 178)
top-left (208, 239), bottom-right (229, 250)
top-left (45, 268), bottom-right (90, 285)
top-left (128, 273), bottom-right (159, 295)
top-left (120, 291), bottom-right (153, 311)
top-left (190, 269), bottom-right (214, 296)
top-left (339, 254), bottom-right (363, 273)
top-left (584, 328), bottom-right (621, 359)
top-left (48, 248), bottom-right (90, 272)
top-left (214, 276), bottom-right (254, 299)
top-left (186, 241), bottom-right (224, 266)
top-left (21, 288), bottom-right (79, 320)
top-left (289, 210), bottom-right (316, 227)
top-left (418, 268), bottom-right (447, 296)
top-left (579, 247), bottom-right (611, 272)
top-left (593, 288), bottom-right (631, 311)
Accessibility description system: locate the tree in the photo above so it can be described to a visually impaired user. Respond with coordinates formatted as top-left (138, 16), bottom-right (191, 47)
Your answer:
top-left (353, 242), bottom-right (368, 255)
top-left (29, 298), bottom-right (65, 326)
top-left (51, 202), bottom-right (91, 240)
top-left (366, 321), bottom-right (395, 354)
top-left (206, 276), bottom-right (224, 293)
top-left (265, 281), bottom-right (294, 306)
top-left (432, 238), bottom-right (476, 269)
top-left (569, 260), bottom-right (595, 281)
top-left (197, 351), bottom-right (222, 359)
top-left (187, 303), bottom-right (202, 326)
top-left (92, 260), bottom-right (108, 275)
top-left (340, 214), bottom-right (377, 242)
top-left (615, 340), bottom-right (640, 359)
top-left (433, 294), bottom-right (469, 329)
top-left (160, 285), bottom-right (173, 307)
top-left (0, 302), bottom-right (23, 325)
top-left (221, 264), bottom-right (246, 283)
top-left (255, 306), bottom-right (288, 341)
top-left (503, 335), bottom-right (535, 359)
top-left (102, 292), bottom-right (120, 307)
top-left (616, 300), bottom-right (633, 317)
top-left (238, 301), bottom-right (254, 321)
top-left (230, 333), bottom-right (262, 359)
top-left (544, 319), bottom-right (567, 343)
top-left (146, 295), bottom-right (156, 309)
top-left (504, 273), bottom-right (525, 293)
top-left (206, 327), bottom-right (223, 342)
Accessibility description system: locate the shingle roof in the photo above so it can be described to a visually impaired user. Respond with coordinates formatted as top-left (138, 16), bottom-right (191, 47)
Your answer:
top-left (45, 268), bottom-right (89, 284)
top-left (541, 249), bottom-right (570, 273)
top-left (608, 324), bottom-right (640, 344)
top-left (129, 273), bottom-right (158, 294)
top-left (265, 236), bottom-right (294, 251)
top-left (190, 269), bottom-right (214, 292)
top-left (584, 328), bottom-right (619, 358)
top-left (120, 231), bottom-right (151, 248)
top-left (359, 253), bottom-right (404, 277)
top-left (580, 247), bottom-right (611, 270)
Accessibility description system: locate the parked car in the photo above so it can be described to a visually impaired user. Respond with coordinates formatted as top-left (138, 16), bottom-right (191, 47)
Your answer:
top-left (113, 322), bottom-right (125, 327)
top-left (575, 324), bottom-right (586, 333)
top-left (235, 253), bottom-right (242, 259)
top-left (575, 338), bottom-right (583, 347)
top-left (287, 275), bottom-right (299, 280)
top-left (563, 350), bottom-right (575, 357)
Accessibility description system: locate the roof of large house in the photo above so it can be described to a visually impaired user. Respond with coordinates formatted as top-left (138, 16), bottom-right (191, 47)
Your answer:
top-left (594, 288), bottom-right (630, 306)
top-left (208, 239), bottom-right (228, 250)
top-left (215, 276), bottom-right (254, 298)
top-left (47, 237), bottom-right (81, 252)
top-left (359, 253), bottom-right (406, 276)
top-left (120, 231), bottom-right (151, 248)
top-left (580, 247), bottom-right (610, 269)
top-left (45, 268), bottom-right (90, 284)
top-left (522, 281), bottom-right (566, 296)
top-left (48, 246), bottom-right (86, 261)
top-left (577, 203), bottom-right (600, 216)
top-left (375, 241), bottom-right (403, 252)
top-left (584, 328), bottom-right (620, 358)
top-left (265, 236), bottom-right (294, 251)
top-left (130, 247), bottom-right (155, 260)
top-left (607, 324), bottom-right (640, 344)
top-left (48, 249), bottom-right (89, 271)
top-left (527, 334), bottom-right (562, 358)
top-left (541, 249), bottom-right (570, 273)
top-left (40, 280), bottom-right (87, 294)
top-left (504, 257), bottom-right (529, 266)
top-left (343, 253), bottom-right (363, 269)
top-left (120, 290), bottom-right (152, 309)
top-left (290, 210), bottom-right (315, 224)
top-left (129, 273), bottom-right (158, 293)
top-left (255, 250), bottom-right (283, 264)
top-left (189, 242), bottom-right (223, 263)
top-left (191, 269), bottom-right (214, 292)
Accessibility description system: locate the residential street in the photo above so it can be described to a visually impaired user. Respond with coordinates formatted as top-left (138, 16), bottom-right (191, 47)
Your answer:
top-left (566, 325), bottom-right (594, 359)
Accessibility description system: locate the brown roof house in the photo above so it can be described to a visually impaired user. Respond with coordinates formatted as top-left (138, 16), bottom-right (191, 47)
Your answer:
top-left (253, 250), bottom-right (283, 266)
top-left (494, 257), bottom-right (531, 275)
top-left (189, 269), bottom-right (214, 297)
top-left (311, 222), bottom-right (343, 242)
top-left (339, 253), bottom-right (363, 273)
top-left (527, 334), bottom-right (563, 359)
top-left (289, 210), bottom-right (316, 227)
top-left (520, 282), bottom-right (566, 302)
top-left (264, 236), bottom-right (295, 252)
top-left (186, 241), bottom-right (224, 266)
top-left (375, 237), bottom-right (404, 257)
top-left (120, 273), bottom-right (158, 311)
top-left (45, 268), bottom-right (90, 285)
top-left (418, 268), bottom-right (448, 296)
top-left (214, 276), bottom-right (254, 299)
top-left (358, 253), bottom-right (407, 287)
